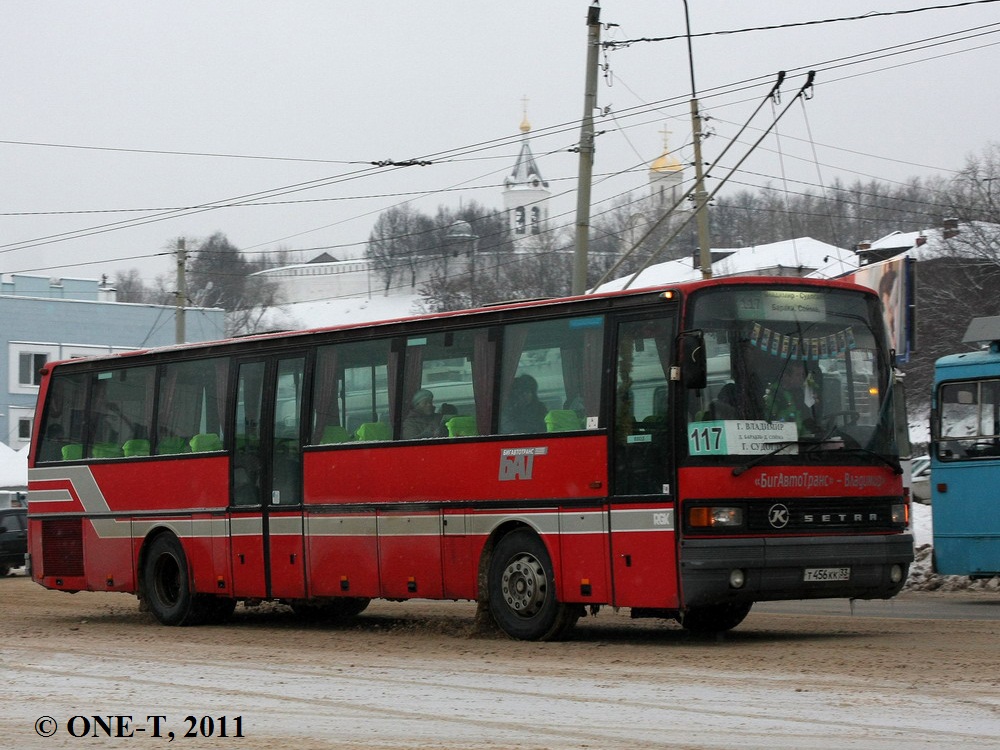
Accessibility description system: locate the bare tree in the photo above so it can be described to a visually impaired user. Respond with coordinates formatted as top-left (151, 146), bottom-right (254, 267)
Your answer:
top-left (365, 206), bottom-right (438, 293)
top-left (187, 232), bottom-right (281, 336)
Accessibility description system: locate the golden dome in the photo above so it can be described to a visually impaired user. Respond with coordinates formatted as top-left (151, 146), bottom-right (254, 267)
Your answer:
top-left (651, 150), bottom-right (682, 173)
top-left (520, 95), bottom-right (531, 133)
top-left (651, 126), bottom-right (683, 173)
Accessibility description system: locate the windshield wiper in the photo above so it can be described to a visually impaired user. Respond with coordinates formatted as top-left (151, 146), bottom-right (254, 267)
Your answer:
top-left (731, 441), bottom-right (903, 477)
top-left (835, 446), bottom-right (903, 474)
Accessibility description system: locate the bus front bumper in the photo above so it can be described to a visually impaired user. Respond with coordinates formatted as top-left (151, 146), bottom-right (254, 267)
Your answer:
top-left (679, 533), bottom-right (914, 607)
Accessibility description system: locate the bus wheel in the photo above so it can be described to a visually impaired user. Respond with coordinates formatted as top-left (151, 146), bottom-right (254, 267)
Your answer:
top-left (678, 602), bottom-right (752, 635)
top-left (143, 533), bottom-right (199, 626)
top-left (291, 597), bottom-right (371, 621)
top-left (487, 529), bottom-right (579, 641)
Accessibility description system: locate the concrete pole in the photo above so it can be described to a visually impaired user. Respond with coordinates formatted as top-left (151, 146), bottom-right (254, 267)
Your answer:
top-left (572, 2), bottom-right (601, 296)
top-left (175, 238), bottom-right (186, 344)
top-left (690, 98), bottom-right (713, 279)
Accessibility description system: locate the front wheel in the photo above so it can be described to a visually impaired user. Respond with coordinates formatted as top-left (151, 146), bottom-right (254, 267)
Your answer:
top-left (487, 529), bottom-right (579, 641)
top-left (142, 533), bottom-right (201, 626)
top-left (677, 601), bottom-right (752, 634)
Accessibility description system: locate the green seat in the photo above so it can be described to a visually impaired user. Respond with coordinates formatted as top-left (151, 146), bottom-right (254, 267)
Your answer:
top-left (445, 415), bottom-right (477, 437)
top-left (545, 409), bottom-right (583, 433)
top-left (355, 422), bottom-right (391, 442)
top-left (320, 425), bottom-right (352, 444)
top-left (157, 436), bottom-right (191, 455)
top-left (122, 439), bottom-right (150, 457)
top-left (61, 443), bottom-right (83, 461)
top-left (189, 433), bottom-right (223, 453)
top-left (92, 442), bottom-right (124, 458)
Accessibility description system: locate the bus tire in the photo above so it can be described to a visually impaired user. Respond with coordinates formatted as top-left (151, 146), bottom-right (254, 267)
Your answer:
top-left (678, 601), bottom-right (752, 635)
top-left (487, 529), bottom-right (579, 641)
top-left (142, 533), bottom-right (200, 626)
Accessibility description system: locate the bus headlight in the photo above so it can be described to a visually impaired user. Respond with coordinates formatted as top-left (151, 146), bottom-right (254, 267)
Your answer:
top-left (689, 506), bottom-right (743, 528)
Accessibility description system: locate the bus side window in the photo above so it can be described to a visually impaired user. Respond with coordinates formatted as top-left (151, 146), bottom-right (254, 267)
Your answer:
top-left (37, 372), bottom-right (88, 462)
top-left (498, 316), bottom-right (603, 435)
top-left (155, 358), bottom-right (229, 455)
top-left (400, 328), bottom-right (492, 440)
top-left (87, 366), bottom-right (156, 460)
top-left (312, 339), bottom-right (393, 445)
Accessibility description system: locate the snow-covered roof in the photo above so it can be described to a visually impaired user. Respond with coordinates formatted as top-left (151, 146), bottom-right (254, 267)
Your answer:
top-left (593, 237), bottom-right (858, 292)
top-left (262, 293), bottom-right (424, 331)
top-left (868, 221), bottom-right (1000, 261)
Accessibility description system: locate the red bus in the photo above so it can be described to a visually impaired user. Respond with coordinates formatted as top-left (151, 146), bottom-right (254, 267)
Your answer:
top-left (27, 277), bottom-right (913, 640)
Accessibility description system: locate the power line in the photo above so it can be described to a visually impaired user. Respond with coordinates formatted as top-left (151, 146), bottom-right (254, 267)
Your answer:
top-left (603, 1), bottom-right (1000, 47)
top-left (3, 19), bottom-right (996, 275)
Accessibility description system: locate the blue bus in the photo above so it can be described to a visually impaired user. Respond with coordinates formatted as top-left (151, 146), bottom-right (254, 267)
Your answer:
top-left (931, 316), bottom-right (1000, 578)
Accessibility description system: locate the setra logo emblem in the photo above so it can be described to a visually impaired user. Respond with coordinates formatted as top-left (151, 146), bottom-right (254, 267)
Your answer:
top-left (768, 503), bottom-right (790, 529)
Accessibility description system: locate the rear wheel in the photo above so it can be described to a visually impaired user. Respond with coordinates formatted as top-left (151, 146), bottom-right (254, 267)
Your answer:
top-left (677, 601), bottom-right (752, 635)
top-left (142, 533), bottom-right (201, 626)
top-left (487, 529), bottom-right (579, 641)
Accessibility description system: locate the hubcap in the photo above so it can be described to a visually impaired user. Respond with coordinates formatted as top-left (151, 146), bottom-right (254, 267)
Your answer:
top-left (500, 553), bottom-right (547, 617)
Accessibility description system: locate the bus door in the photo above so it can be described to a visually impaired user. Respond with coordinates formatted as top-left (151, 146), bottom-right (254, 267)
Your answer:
top-left (230, 355), bottom-right (308, 600)
top-left (933, 377), bottom-right (1000, 576)
top-left (609, 314), bottom-right (679, 609)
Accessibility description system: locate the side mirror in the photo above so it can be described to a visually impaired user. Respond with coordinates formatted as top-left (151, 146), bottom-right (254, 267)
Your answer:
top-left (679, 331), bottom-right (707, 390)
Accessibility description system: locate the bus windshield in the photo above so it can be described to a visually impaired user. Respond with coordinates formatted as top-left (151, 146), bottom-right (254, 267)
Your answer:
top-left (686, 285), bottom-right (897, 460)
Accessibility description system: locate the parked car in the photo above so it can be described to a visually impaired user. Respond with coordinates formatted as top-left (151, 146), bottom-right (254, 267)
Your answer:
top-left (910, 455), bottom-right (931, 505)
top-left (0, 506), bottom-right (27, 575)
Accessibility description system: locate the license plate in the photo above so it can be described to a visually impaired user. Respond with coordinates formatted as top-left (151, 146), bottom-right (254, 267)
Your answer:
top-left (803, 567), bottom-right (850, 582)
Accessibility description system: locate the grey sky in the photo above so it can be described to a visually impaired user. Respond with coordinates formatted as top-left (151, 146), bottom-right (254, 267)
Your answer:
top-left (3, 1), bottom-right (998, 284)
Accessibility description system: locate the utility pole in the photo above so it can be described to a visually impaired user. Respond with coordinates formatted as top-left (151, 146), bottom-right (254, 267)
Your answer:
top-left (175, 238), bottom-right (186, 344)
top-left (684, 1), bottom-right (713, 279)
top-left (572, 2), bottom-right (601, 296)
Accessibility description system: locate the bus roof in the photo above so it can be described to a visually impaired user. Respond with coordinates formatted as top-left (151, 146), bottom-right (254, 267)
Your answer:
top-left (935, 347), bottom-right (1000, 373)
top-left (42, 275), bottom-right (875, 371)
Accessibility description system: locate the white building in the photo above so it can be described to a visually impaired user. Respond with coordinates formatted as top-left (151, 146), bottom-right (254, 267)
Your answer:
top-left (502, 112), bottom-right (550, 253)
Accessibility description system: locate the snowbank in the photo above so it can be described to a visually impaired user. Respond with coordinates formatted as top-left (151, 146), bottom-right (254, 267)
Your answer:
top-left (0, 443), bottom-right (27, 488)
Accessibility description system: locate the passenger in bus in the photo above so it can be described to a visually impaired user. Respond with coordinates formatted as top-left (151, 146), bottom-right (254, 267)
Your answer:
top-left (402, 389), bottom-right (446, 439)
top-left (501, 374), bottom-right (548, 434)
top-left (709, 382), bottom-right (740, 420)
top-left (764, 364), bottom-right (820, 433)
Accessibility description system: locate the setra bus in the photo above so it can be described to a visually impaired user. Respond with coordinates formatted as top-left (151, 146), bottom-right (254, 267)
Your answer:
top-left (930, 316), bottom-right (1000, 578)
top-left (27, 276), bottom-right (913, 640)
